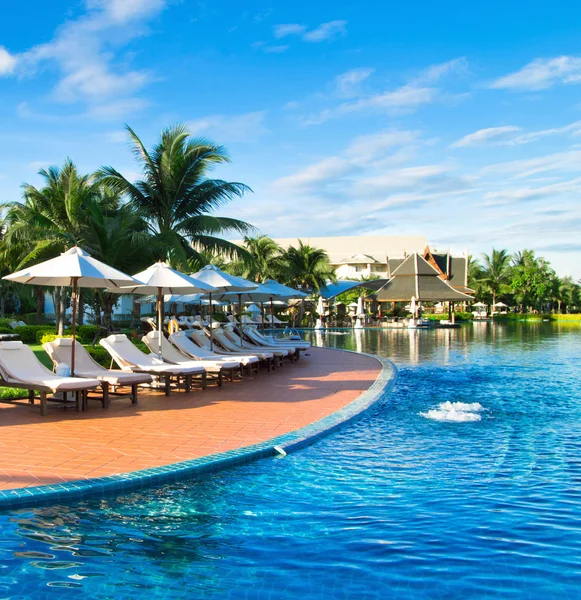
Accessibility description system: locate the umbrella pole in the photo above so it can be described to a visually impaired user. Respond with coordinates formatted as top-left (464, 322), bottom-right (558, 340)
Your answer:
top-left (261, 301), bottom-right (265, 333)
top-left (209, 292), bottom-right (214, 351)
top-left (270, 298), bottom-right (274, 334)
top-left (157, 288), bottom-right (163, 358)
top-left (238, 293), bottom-right (244, 347)
top-left (71, 277), bottom-right (78, 377)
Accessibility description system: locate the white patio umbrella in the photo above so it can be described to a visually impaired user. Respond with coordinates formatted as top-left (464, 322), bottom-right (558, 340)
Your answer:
top-left (246, 303), bottom-right (261, 314)
top-left (356, 296), bottom-right (364, 316)
top-left (3, 246), bottom-right (139, 375)
top-left (190, 265), bottom-right (257, 349)
top-left (493, 301), bottom-right (508, 307)
top-left (108, 262), bottom-right (217, 356)
top-left (472, 301), bottom-right (487, 308)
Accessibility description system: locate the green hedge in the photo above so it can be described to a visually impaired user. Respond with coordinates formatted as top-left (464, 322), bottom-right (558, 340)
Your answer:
top-left (86, 346), bottom-right (112, 368)
top-left (0, 327), bottom-right (14, 334)
top-left (75, 325), bottom-right (101, 343)
top-left (13, 325), bottom-right (55, 343)
top-left (424, 312), bottom-right (474, 322)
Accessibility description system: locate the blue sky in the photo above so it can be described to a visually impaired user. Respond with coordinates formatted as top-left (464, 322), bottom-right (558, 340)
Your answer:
top-left (1, 0), bottom-right (581, 276)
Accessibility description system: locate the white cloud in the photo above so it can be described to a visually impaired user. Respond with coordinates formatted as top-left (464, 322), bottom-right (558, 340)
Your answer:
top-left (271, 20), bottom-right (347, 44)
top-left (451, 126), bottom-right (522, 148)
top-left (303, 20), bottom-right (347, 42)
top-left (490, 56), bottom-right (581, 91)
top-left (188, 111), bottom-right (268, 143)
top-left (482, 149), bottom-right (581, 179)
top-left (345, 130), bottom-right (419, 166)
top-left (8, 0), bottom-right (166, 116)
top-left (483, 177), bottom-right (581, 205)
top-left (413, 57), bottom-right (469, 84)
top-left (301, 58), bottom-right (468, 125)
top-left (273, 23), bottom-right (306, 38)
top-left (0, 47), bottom-right (17, 75)
top-left (508, 121), bottom-right (581, 145)
top-left (334, 67), bottom-right (374, 98)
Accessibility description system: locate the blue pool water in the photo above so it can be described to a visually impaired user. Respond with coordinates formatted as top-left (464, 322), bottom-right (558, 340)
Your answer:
top-left (1, 323), bottom-right (581, 598)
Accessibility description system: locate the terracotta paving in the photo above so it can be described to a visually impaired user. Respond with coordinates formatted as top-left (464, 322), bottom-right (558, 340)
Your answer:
top-left (0, 348), bottom-right (380, 491)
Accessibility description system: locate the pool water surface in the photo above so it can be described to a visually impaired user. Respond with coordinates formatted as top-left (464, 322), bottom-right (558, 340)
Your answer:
top-left (1, 323), bottom-right (580, 599)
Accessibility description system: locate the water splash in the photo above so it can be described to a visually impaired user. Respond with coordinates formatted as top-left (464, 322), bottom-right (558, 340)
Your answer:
top-left (420, 408), bottom-right (482, 422)
top-left (438, 401), bottom-right (484, 412)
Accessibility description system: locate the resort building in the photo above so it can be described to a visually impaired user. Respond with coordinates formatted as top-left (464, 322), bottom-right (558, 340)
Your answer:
top-left (272, 235), bottom-right (472, 294)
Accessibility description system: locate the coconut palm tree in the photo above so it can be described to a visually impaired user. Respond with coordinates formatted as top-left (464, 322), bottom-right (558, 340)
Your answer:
top-left (229, 235), bottom-right (282, 282)
top-left (278, 241), bottom-right (336, 326)
top-left (97, 124), bottom-right (253, 270)
top-left (2, 160), bottom-right (99, 331)
top-left (480, 248), bottom-right (511, 305)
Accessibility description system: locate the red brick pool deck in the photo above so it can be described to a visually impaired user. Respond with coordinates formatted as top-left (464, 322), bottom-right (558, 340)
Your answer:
top-left (0, 348), bottom-right (381, 491)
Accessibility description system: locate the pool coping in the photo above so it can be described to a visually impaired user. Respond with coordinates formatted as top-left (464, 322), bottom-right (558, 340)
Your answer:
top-left (0, 350), bottom-right (397, 510)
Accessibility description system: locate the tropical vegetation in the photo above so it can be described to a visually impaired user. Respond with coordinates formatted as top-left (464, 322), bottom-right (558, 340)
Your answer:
top-left (469, 248), bottom-right (580, 313)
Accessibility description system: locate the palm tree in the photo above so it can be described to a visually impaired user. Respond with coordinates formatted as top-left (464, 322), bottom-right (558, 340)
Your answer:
top-left (230, 235), bottom-right (282, 282)
top-left (97, 124), bottom-right (254, 270)
top-left (82, 194), bottom-right (155, 330)
top-left (278, 241), bottom-right (336, 326)
top-left (480, 248), bottom-right (511, 305)
top-left (3, 160), bottom-right (99, 331)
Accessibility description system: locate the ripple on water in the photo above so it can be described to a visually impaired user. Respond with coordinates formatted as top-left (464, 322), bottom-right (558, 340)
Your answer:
top-left (0, 324), bottom-right (580, 599)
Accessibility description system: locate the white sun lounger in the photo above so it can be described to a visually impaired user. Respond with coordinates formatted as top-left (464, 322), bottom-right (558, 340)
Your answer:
top-left (142, 331), bottom-right (240, 384)
top-left (246, 325), bottom-right (310, 350)
top-left (100, 334), bottom-right (207, 395)
top-left (44, 338), bottom-right (152, 407)
top-left (0, 341), bottom-right (101, 415)
top-left (188, 329), bottom-right (272, 372)
top-left (223, 326), bottom-right (290, 362)
top-left (173, 331), bottom-right (260, 375)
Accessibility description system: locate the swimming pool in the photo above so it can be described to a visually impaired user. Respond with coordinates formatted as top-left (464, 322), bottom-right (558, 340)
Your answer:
top-left (1, 323), bottom-right (580, 598)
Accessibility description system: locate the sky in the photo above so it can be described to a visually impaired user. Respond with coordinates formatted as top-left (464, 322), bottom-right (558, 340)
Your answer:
top-left (1, 0), bottom-right (581, 276)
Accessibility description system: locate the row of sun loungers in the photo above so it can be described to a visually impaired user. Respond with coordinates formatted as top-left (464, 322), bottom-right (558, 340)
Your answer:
top-left (0, 323), bottom-right (310, 416)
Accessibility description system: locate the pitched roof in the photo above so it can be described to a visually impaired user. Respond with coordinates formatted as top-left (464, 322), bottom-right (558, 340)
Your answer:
top-left (339, 253), bottom-right (380, 264)
top-left (375, 253), bottom-right (473, 301)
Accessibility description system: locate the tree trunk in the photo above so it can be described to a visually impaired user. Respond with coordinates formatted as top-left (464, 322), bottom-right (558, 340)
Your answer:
top-left (78, 290), bottom-right (84, 325)
top-left (131, 298), bottom-right (140, 329)
top-left (102, 293), bottom-right (115, 333)
top-left (54, 288), bottom-right (62, 332)
top-left (0, 295), bottom-right (5, 319)
top-left (34, 286), bottom-right (44, 325)
top-left (298, 299), bottom-right (305, 327)
top-left (58, 286), bottom-right (66, 336)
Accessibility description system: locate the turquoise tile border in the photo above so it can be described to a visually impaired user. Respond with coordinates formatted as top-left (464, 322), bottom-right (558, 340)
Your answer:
top-left (0, 350), bottom-right (397, 510)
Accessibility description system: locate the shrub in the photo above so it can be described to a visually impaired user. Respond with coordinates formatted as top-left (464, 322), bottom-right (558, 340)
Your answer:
top-left (0, 327), bottom-right (14, 334)
top-left (35, 328), bottom-right (58, 344)
top-left (75, 325), bottom-right (101, 344)
top-left (0, 318), bottom-right (14, 328)
top-left (39, 333), bottom-right (72, 346)
top-left (13, 325), bottom-right (54, 343)
top-left (86, 346), bottom-right (112, 368)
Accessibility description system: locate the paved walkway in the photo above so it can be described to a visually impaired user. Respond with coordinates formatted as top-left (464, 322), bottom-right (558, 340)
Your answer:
top-left (0, 348), bottom-right (380, 491)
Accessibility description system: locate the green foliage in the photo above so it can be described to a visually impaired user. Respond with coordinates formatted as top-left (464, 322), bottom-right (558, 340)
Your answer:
top-left (0, 327), bottom-right (14, 334)
top-left (96, 124), bottom-right (253, 270)
top-left (85, 345), bottom-right (112, 367)
top-left (40, 333), bottom-right (71, 345)
top-left (0, 387), bottom-right (29, 399)
top-left (13, 325), bottom-right (54, 343)
top-left (424, 312), bottom-right (474, 322)
top-left (75, 325), bottom-right (101, 343)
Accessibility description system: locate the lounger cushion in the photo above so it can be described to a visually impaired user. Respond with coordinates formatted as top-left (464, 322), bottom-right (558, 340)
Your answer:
top-left (53, 337), bottom-right (73, 346)
top-left (0, 341), bottom-right (24, 350)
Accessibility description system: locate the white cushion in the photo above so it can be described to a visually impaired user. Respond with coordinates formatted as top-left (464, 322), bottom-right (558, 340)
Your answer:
top-left (54, 337), bottom-right (73, 346)
top-left (109, 334), bottom-right (128, 343)
top-left (0, 341), bottom-right (24, 350)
